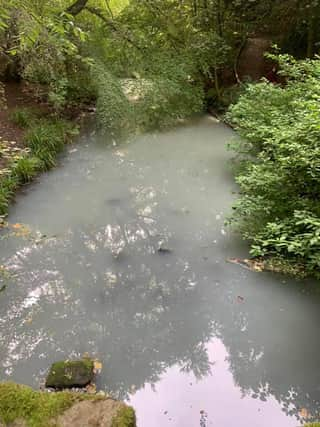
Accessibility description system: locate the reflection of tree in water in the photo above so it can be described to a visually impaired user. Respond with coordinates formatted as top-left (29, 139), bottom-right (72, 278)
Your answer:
top-left (0, 221), bottom-right (217, 400)
top-left (0, 218), bottom-right (320, 419)
top-left (218, 276), bottom-right (320, 422)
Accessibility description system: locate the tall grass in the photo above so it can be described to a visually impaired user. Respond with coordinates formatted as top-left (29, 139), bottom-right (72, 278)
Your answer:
top-left (9, 108), bottom-right (38, 128)
top-left (0, 118), bottom-right (78, 215)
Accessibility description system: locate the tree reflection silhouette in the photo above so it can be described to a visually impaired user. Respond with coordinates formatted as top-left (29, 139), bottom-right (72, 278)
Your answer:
top-left (0, 222), bottom-right (319, 422)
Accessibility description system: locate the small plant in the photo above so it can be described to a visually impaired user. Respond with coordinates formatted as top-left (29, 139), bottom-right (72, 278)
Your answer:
top-left (25, 120), bottom-right (77, 170)
top-left (9, 108), bottom-right (37, 128)
top-left (0, 175), bottom-right (18, 215)
top-left (12, 156), bottom-right (41, 184)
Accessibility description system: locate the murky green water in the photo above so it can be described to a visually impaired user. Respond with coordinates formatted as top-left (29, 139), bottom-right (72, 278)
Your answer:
top-left (0, 116), bottom-right (319, 426)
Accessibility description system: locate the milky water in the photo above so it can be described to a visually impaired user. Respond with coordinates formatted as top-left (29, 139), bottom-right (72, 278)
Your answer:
top-left (0, 116), bottom-right (319, 427)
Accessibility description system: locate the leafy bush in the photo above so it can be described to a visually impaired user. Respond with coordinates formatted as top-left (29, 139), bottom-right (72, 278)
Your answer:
top-left (95, 54), bottom-right (204, 135)
top-left (132, 54), bottom-right (204, 130)
top-left (227, 54), bottom-right (320, 277)
top-left (95, 67), bottom-right (133, 135)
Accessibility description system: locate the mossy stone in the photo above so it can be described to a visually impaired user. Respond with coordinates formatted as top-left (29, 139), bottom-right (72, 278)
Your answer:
top-left (45, 359), bottom-right (94, 389)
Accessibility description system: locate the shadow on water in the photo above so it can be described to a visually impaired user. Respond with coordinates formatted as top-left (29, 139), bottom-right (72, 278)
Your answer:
top-left (0, 116), bottom-right (319, 426)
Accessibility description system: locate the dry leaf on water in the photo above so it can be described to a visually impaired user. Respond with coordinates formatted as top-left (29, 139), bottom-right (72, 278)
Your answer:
top-left (86, 384), bottom-right (97, 394)
top-left (93, 360), bottom-right (103, 374)
top-left (299, 408), bottom-right (311, 419)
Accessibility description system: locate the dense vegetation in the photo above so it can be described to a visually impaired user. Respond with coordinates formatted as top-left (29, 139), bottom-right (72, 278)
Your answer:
top-left (1, 0), bottom-right (320, 123)
top-left (227, 55), bottom-right (320, 277)
top-left (0, 0), bottom-right (320, 276)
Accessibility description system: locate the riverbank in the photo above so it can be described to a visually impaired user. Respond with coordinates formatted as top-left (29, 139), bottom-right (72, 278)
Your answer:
top-left (0, 82), bottom-right (87, 216)
top-left (0, 382), bottom-right (135, 427)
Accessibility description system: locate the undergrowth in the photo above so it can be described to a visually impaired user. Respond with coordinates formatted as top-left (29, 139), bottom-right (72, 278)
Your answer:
top-left (9, 108), bottom-right (38, 128)
top-left (0, 116), bottom-right (78, 215)
top-left (227, 54), bottom-right (320, 278)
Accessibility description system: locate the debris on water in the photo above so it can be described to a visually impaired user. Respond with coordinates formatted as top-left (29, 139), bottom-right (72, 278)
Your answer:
top-left (93, 360), bottom-right (103, 374)
top-left (157, 246), bottom-right (172, 254)
top-left (299, 408), bottom-right (311, 419)
top-left (237, 295), bottom-right (245, 303)
top-left (86, 383), bottom-right (97, 394)
top-left (227, 257), bottom-right (264, 272)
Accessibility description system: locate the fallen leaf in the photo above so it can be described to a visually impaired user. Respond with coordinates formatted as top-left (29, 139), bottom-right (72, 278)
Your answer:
top-left (93, 360), bottom-right (103, 374)
top-left (299, 408), bottom-right (311, 419)
top-left (12, 223), bottom-right (23, 229)
top-left (86, 384), bottom-right (96, 394)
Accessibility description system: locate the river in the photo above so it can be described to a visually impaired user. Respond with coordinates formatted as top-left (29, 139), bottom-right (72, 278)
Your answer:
top-left (0, 116), bottom-right (319, 426)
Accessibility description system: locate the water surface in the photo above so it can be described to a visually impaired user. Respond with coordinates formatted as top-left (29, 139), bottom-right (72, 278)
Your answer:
top-left (0, 116), bottom-right (319, 426)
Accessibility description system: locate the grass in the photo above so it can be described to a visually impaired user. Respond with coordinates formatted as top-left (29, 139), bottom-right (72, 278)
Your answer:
top-left (9, 108), bottom-right (38, 128)
top-left (0, 175), bottom-right (19, 215)
top-left (0, 382), bottom-right (79, 427)
top-left (0, 382), bottom-right (136, 427)
top-left (25, 120), bottom-right (77, 170)
top-left (0, 118), bottom-right (78, 215)
top-left (12, 156), bottom-right (41, 184)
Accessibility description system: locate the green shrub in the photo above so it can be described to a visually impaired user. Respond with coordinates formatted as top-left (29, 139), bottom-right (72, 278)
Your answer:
top-left (9, 108), bottom-right (37, 128)
top-left (227, 54), bottom-right (320, 277)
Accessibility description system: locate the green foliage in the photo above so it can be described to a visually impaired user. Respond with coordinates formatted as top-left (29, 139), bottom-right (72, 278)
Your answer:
top-left (227, 54), bottom-right (320, 277)
top-left (11, 156), bottom-right (41, 183)
top-left (0, 117), bottom-right (77, 214)
top-left (133, 54), bottom-right (204, 130)
top-left (0, 175), bottom-right (18, 215)
top-left (9, 108), bottom-right (37, 128)
top-left (95, 66), bottom-right (132, 135)
top-left (25, 120), bottom-right (77, 170)
top-left (95, 53), bottom-right (205, 135)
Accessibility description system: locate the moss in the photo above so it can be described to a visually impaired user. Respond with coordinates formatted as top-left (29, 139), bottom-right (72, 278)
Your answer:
top-left (45, 359), bottom-right (94, 389)
top-left (111, 406), bottom-right (136, 427)
top-left (0, 382), bottom-right (80, 427)
top-left (0, 382), bottom-right (135, 427)
top-left (304, 424), bottom-right (320, 427)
